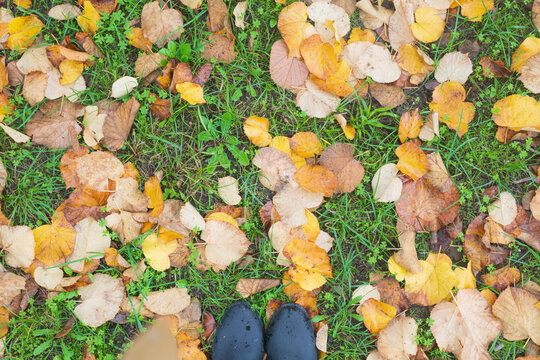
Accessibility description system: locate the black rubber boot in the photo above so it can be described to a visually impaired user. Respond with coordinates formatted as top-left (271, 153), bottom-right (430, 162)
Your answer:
top-left (212, 302), bottom-right (265, 360)
top-left (266, 303), bottom-right (318, 360)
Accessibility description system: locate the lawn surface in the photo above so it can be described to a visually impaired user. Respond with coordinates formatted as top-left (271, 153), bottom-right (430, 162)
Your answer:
top-left (1, 0), bottom-right (539, 359)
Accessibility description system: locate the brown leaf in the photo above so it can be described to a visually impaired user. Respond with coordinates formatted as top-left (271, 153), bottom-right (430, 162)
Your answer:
top-left (259, 201), bottom-right (280, 231)
top-left (25, 101), bottom-right (84, 149)
top-left (236, 278), bottom-right (280, 297)
top-left (192, 63), bottom-right (212, 87)
top-left (0, 271), bottom-right (26, 307)
top-left (518, 218), bottom-right (540, 252)
top-left (202, 34), bottom-right (237, 63)
top-left (102, 98), bottom-right (140, 151)
top-left (270, 40), bottom-right (309, 90)
top-left (135, 53), bottom-right (167, 78)
top-left (141, 1), bottom-right (184, 48)
top-left (76, 0), bottom-right (117, 14)
top-left (395, 176), bottom-right (460, 232)
top-left (374, 277), bottom-right (410, 313)
top-left (481, 266), bottom-right (520, 292)
top-left (319, 143), bottom-right (365, 193)
top-left (0, 159), bottom-right (6, 193)
top-left (369, 83), bottom-right (405, 108)
top-left (150, 96), bottom-right (172, 120)
top-left (207, 0), bottom-right (230, 33)
top-left (202, 312), bottom-right (216, 339)
top-left (55, 316), bottom-right (76, 338)
top-left (75, 32), bottom-right (103, 58)
top-left (479, 56), bottom-right (511, 78)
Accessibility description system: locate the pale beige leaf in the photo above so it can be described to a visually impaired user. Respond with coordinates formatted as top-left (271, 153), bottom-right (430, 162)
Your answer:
top-left (377, 315), bottom-right (418, 360)
top-left (308, 1), bottom-right (350, 39)
top-left (82, 105), bottom-right (105, 147)
top-left (418, 111), bottom-right (439, 141)
top-left (233, 2), bottom-right (247, 29)
top-left (106, 177), bottom-right (148, 213)
top-left (201, 220), bottom-right (251, 267)
top-left (518, 53), bottom-right (540, 94)
top-left (296, 80), bottom-right (340, 118)
top-left (315, 230), bottom-right (334, 252)
top-left (488, 191), bottom-right (517, 226)
top-left (74, 273), bottom-right (125, 327)
top-left (252, 147), bottom-right (296, 191)
top-left (0, 123), bottom-right (31, 143)
top-left (218, 176), bottom-right (241, 205)
top-left (105, 211), bottom-right (143, 244)
top-left (352, 284), bottom-right (381, 306)
top-left (48, 4), bottom-right (82, 20)
top-left (316, 323), bottom-right (329, 352)
top-left (34, 266), bottom-right (63, 290)
top-left (434, 51), bottom-right (473, 84)
top-left (45, 69), bottom-right (86, 101)
top-left (0, 225), bottom-right (35, 268)
top-left (16, 46), bottom-right (53, 75)
top-left (273, 182), bottom-right (324, 228)
top-left (372, 163), bottom-right (402, 202)
top-left (143, 287), bottom-right (191, 315)
top-left (235, 278), bottom-right (280, 297)
top-left (111, 76), bottom-right (138, 98)
top-left (67, 217), bottom-right (111, 272)
top-left (388, 0), bottom-right (416, 50)
top-left (181, 0), bottom-right (202, 9)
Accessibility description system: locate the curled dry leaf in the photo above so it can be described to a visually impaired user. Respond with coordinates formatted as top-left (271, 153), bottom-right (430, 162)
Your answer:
top-left (296, 80), bottom-right (340, 118)
top-left (218, 176), bottom-right (241, 206)
top-left (360, 298), bottom-right (397, 334)
top-left (478, 56), bottom-right (511, 78)
top-left (319, 143), bottom-right (365, 193)
top-left (368, 83), bottom-right (405, 109)
top-left (243, 116), bottom-right (271, 147)
top-left (431, 289), bottom-right (502, 360)
top-left (388, 0), bottom-right (415, 50)
top-left (376, 315), bottom-right (418, 360)
top-left (395, 141), bottom-right (428, 181)
top-left (488, 191), bottom-right (517, 227)
top-left (429, 81), bottom-right (475, 137)
top-left (394, 227), bottom-right (422, 273)
top-left (435, 51), bottom-right (473, 84)
top-left (74, 273), bottom-right (125, 327)
top-left (307, 1), bottom-right (350, 40)
top-left (398, 109), bottom-right (422, 143)
top-left (141, 1), bottom-right (184, 47)
top-left (0, 225), bottom-right (35, 268)
top-left (269, 40), bottom-right (309, 90)
top-left (253, 147), bottom-right (296, 191)
top-left (233, 2), bottom-right (247, 29)
top-left (492, 287), bottom-right (540, 344)
top-left (334, 114), bottom-right (355, 140)
top-left (200, 220), bottom-right (251, 268)
top-left (111, 76), bottom-right (138, 98)
top-left (143, 287), bottom-right (190, 315)
top-left (236, 278), bottom-right (280, 298)
top-left (372, 163), bottom-right (402, 203)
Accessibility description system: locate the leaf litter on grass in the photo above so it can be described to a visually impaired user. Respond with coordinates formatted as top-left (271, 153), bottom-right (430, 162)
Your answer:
top-left (0, 0), bottom-right (539, 359)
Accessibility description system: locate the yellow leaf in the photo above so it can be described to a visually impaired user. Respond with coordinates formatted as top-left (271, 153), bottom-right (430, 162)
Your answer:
top-left (206, 212), bottom-right (239, 228)
top-left (302, 210), bottom-right (320, 241)
top-left (77, 1), bottom-right (100, 35)
top-left (33, 224), bottom-right (76, 266)
top-left (270, 136), bottom-right (291, 154)
top-left (480, 288), bottom-right (497, 308)
top-left (360, 299), bottom-right (397, 334)
top-left (300, 34), bottom-right (339, 80)
top-left (410, 7), bottom-right (445, 43)
top-left (141, 232), bottom-right (177, 271)
top-left (14, 0), bottom-right (32, 8)
top-left (144, 176), bottom-right (164, 218)
top-left (311, 60), bottom-right (355, 97)
top-left (290, 132), bottom-right (323, 158)
top-left (395, 141), bottom-right (428, 181)
top-left (349, 27), bottom-right (375, 43)
top-left (396, 44), bottom-right (434, 77)
top-left (492, 94), bottom-right (540, 131)
top-left (243, 116), bottom-right (271, 147)
top-left (388, 255), bottom-right (408, 281)
top-left (403, 253), bottom-right (456, 306)
top-left (277, 2), bottom-right (310, 58)
top-left (511, 37), bottom-right (540, 72)
top-left (283, 238), bottom-right (332, 291)
top-left (454, 262), bottom-right (476, 290)
top-left (0, 94), bottom-right (15, 122)
top-left (59, 59), bottom-right (84, 85)
top-left (429, 81), bottom-right (475, 136)
top-left (334, 114), bottom-right (355, 140)
top-left (460, 0), bottom-right (494, 22)
top-left (7, 15), bottom-right (43, 51)
top-left (176, 82), bottom-right (206, 105)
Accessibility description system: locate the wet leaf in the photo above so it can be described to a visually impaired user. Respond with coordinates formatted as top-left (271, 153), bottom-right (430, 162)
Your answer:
top-left (481, 266), bottom-right (520, 292)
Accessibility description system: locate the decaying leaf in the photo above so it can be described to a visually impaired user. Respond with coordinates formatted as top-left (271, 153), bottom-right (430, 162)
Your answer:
top-left (368, 83), bottom-right (405, 109)
top-left (34, 224), bottom-right (76, 266)
top-left (273, 182), bottom-right (324, 228)
top-left (518, 53), bottom-right (540, 94)
top-left (479, 56), bottom-right (511, 78)
top-left (376, 315), bottom-right (418, 360)
top-left (431, 289), bottom-right (502, 359)
top-left (236, 278), bottom-right (280, 297)
top-left (141, 1), bottom-right (184, 47)
top-left (102, 98), bottom-right (140, 151)
top-left (481, 266), bottom-right (520, 292)
top-left (398, 109), bottom-right (423, 143)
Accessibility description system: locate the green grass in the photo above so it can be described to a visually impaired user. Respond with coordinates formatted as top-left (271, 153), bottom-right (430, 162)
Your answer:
top-left (1, 0), bottom-right (539, 359)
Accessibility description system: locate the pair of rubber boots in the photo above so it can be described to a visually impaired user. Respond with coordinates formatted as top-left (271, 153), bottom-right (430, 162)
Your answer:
top-left (212, 302), bottom-right (318, 360)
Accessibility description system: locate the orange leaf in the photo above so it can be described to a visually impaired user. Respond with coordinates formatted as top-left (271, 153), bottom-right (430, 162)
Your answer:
top-left (480, 266), bottom-right (520, 292)
top-left (395, 141), bottom-right (428, 181)
top-left (243, 116), bottom-right (271, 147)
top-left (0, 94), bottom-right (15, 122)
top-left (34, 224), bottom-right (77, 266)
top-left (127, 27), bottom-right (152, 52)
top-left (290, 132), bottom-right (323, 158)
top-left (429, 81), bottom-right (475, 136)
top-left (398, 108), bottom-right (423, 143)
top-left (294, 164), bottom-right (338, 197)
top-left (177, 330), bottom-right (207, 360)
top-left (282, 272), bottom-right (316, 301)
top-left (7, 15), bottom-right (43, 52)
top-left (349, 27), bottom-right (375, 43)
top-left (0, 306), bottom-right (9, 337)
top-left (478, 57), bottom-right (511, 78)
top-left (510, 37), bottom-right (540, 72)
top-left (360, 299), bottom-right (397, 334)
top-left (311, 60), bottom-right (356, 97)
top-left (144, 176), bottom-right (164, 218)
top-left (283, 238), bottom-right (333, 291)
top-left (300, 34), bottom-right (339, 80)
top-left (277, 2), bottom-right (310, 58)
